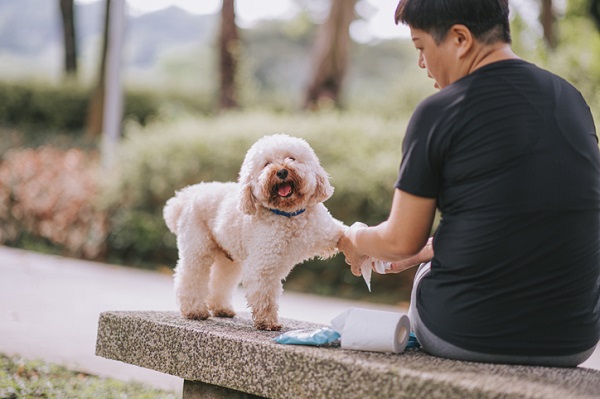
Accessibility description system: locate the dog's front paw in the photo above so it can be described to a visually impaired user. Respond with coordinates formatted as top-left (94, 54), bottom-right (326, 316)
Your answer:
top-left (254, 320), bottom-right (283, 331)
top-left (319, 245), bottom-right (339, 260)
top-left (181, 311), bottom-right (210, 320)
top-left (212, 308), bottom-right (236, 318)
top-left (181, 308), bottom-right (210, 320)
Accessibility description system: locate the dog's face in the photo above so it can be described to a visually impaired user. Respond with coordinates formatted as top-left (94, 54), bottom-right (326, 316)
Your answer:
top-left (238, 134), bottom-right (334, 215)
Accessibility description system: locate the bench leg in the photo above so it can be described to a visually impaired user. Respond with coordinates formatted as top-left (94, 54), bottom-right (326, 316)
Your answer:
top-left (183, 380), bottom-right (265, 399)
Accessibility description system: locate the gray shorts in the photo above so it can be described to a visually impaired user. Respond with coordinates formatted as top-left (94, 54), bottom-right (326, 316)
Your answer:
top-left (408, 262), bottom-right (597, 367)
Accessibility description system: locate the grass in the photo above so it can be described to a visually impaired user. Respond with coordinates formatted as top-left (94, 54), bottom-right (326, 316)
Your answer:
top-left (0, 354), bottom-right (177, 399)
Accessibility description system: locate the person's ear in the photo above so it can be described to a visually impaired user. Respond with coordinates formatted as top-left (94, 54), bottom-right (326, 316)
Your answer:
top-left (450, 24), bottom-right (473, 58)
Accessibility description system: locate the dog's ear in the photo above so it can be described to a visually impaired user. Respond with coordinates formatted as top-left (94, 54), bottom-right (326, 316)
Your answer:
top-left (238, 181), bottom-right (258, 214)
top-left (311, 167), bottom-right (334, 203)
top-left (237, 149), bottom-right (259, 215)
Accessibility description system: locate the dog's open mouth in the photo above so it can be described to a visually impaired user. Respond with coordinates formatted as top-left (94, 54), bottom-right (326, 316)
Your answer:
top-left (275, 182), bottom-right (294, 198)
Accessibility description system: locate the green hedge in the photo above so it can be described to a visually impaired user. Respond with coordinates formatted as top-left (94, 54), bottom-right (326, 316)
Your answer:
top-left (0, 81), bottom-right (159, 132)
top-left (101, 112), bottom-right (416, 304)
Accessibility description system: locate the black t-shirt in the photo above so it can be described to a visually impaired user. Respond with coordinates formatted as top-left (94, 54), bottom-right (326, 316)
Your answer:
top-left (396, 59), bottom-right (600, 356)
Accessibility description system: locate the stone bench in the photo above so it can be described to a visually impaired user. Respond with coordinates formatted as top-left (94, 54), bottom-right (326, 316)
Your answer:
top-left (95, 311), bottom-right (600, 399)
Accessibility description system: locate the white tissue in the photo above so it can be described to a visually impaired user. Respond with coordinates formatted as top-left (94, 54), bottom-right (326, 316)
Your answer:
top-left (360, 260), bottom-right (373, 291)
top-left (360, 258), bottom-right (392, 291)
top-left (331, 307), bottom-right (411, 353)
top-left (373, 259), bottom-right (391, 274)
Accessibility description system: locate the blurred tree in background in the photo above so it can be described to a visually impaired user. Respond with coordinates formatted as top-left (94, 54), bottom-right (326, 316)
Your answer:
top-left (591, 0), bottom-right (600, 30)
top-left (59, 0), bottom-right (78, 79)
top-left (219, 0), bottom-right (239, 110)
top-left (539, 0), bottom-right (557, 49)
top-left (86, 0), bottom-right (111, 137)
top-left (303, 0), bottom-right (356, 110)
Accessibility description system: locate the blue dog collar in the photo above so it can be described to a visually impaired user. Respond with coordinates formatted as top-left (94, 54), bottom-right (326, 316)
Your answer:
top-left (269, 208), bottom-right (306, 218)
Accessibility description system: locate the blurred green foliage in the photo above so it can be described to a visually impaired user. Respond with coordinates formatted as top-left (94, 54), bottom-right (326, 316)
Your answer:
top-left (0, 81), bottom-right (161, 132)
top-left (550, 0), bottom-right (600, 118)
top-left (100, 112), bottom-right (415, 304)
top-left (510, 0), bottom-right (600, 122)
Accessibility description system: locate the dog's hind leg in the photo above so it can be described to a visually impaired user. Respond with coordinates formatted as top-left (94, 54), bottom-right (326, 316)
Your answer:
top-left (174, 253), bottom-right (215, 320)
top-left (208, 252), bottom-right (242, 318)
top-left (173, 221), bottom-right (215, 320)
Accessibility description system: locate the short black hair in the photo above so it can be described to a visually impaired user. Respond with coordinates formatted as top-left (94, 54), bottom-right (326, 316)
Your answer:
top-left (395, 0), bottom-right (511, 45)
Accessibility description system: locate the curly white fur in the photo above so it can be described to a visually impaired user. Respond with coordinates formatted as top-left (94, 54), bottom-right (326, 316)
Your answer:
top-left (163, 134), bottom-right (346, 330)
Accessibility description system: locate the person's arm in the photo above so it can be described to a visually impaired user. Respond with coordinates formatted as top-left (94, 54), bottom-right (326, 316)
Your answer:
top-left (338, 189), bottom-right (436, 276)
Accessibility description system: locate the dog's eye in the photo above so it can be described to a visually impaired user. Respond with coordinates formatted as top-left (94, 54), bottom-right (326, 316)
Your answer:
top-left (286, 157), bottom-right (295, 162)
top-left (264, 162), bottom-right (272, 168)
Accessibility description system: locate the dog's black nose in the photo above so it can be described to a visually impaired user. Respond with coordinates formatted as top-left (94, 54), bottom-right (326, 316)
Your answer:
top-left (276, 169), bottom-right (288, 179)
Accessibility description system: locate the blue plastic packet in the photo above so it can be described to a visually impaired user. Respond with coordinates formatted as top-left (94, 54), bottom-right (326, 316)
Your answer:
top-left (406, 332), bottom-right (421, 349)
top-left (274, 327), bottom-right (341, 346)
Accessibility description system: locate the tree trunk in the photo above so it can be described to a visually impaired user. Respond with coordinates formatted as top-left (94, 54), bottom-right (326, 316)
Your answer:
top-left (86, 0), bottom-right (111, 137)
top-left (218, 0), bottom-right (239, 110)
top-left (540, 0), bottom-right (557, 49)
top-left (59, 0), bottom-right (78, 78)
top-left (303, 0), bottom-right (356, 110)
top-left (591, 0), bottom-right (600, 32)
top-left (100, 0), bottom-right (125, 170)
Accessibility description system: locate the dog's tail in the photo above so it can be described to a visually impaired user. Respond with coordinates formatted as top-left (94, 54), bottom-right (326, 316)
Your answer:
top-left (163, 194), bottom-right (185, 234)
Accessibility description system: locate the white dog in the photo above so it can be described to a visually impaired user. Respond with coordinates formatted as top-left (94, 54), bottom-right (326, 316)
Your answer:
top-left (163, 134), bottom-right (346, 330)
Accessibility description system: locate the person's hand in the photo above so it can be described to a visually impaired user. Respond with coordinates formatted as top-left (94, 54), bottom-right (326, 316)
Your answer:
top-left (386, 258), bottom-right (423, 273)
top-left (386, 236), bottom-right (434, 274)
top-left (338, 222), bottom-right (369, 276)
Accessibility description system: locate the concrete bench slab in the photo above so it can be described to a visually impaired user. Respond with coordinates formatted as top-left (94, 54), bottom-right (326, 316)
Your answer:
top-left (96, 311), bottom-right (600, 399)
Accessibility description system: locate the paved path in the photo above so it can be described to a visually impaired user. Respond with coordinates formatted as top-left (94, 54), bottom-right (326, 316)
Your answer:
top-left (1, 246), bottom-right (598, 393)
